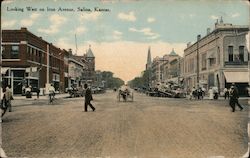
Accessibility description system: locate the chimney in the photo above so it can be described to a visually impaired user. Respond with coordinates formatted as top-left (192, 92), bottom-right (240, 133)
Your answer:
top-left (68, 48), bottom-right (72, 55)
top-left (220, 16), bottom-right (223, 24)
top-left (21, 27), bottom-right (27, 31)
top-left (197, 34), bottom-right (201, 41)
top-left (207, 28), bottom-right (211, 35)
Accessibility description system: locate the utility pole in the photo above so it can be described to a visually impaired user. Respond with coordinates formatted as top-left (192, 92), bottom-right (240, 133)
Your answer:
top-left (47, 44), bottom-right (49, 85)
top-left (45, 44), bottom-right (50, 94)
top-left (75, 34), bottom-right (78, 55)
top-left (197, 35), bottom-right (201, 88)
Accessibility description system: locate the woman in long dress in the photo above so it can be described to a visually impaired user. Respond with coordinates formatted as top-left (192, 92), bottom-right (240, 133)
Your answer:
top-left (208, 88), bottom-right (213, 100)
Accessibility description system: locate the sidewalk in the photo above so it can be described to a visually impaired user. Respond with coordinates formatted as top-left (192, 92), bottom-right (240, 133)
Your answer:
top-left (202, 96), bottom-right (250, 100)
top-left (13, 93), bottom-right (69, 100)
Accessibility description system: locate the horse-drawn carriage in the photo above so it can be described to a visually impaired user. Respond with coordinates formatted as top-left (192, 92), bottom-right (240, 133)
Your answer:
top-left (117, 86), bottom-right (134, 102)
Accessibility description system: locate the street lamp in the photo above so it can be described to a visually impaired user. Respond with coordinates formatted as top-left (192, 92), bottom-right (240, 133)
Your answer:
top-left (197, 34), bottom-right (201, 88)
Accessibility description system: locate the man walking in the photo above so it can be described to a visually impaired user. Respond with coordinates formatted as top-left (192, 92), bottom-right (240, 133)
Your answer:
top-left (84, 83), bottom-right (95, 112)
top-left (229, 85), bottom-right (243, 112)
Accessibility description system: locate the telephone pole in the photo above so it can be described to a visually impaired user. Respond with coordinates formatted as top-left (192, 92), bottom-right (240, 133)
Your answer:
top-left (197, 34), bottom-right (201, 88)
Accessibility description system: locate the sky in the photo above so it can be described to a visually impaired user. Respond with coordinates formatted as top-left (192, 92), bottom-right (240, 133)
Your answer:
top-left (1, 0), bottom-right (249, 82)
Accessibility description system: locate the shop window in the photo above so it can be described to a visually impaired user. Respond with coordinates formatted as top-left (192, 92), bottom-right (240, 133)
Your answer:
top-left (11, 45), bottom-right (19, 59)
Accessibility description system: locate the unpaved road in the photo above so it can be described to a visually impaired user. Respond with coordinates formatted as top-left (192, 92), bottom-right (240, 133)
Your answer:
top-left (2, 91), bottom-right (248, 158)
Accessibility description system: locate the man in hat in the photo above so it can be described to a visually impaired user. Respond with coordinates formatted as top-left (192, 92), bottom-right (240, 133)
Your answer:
top-left (229, 85), bottom-right (243, 112)
top-left (84, 83), bottom-right (95, 112)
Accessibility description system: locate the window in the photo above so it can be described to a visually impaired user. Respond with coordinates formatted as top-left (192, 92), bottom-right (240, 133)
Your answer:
top-left (201, 54), bottom-right (206, 70)
top-left (2, 46), bottom-right (7, 59)
top-left (239, 46), bottom-right (244, 62)
top-left (210, 58), bottom-right (216, 67)
top-left (11, 45), bottom-right (19, 59)
top-left (217, 47), bottom-right (220, 64)
top-left (228, 46), bottom-right (233, 62)
top-left (27, 47), bottom-right (30, 59)
top-left (38, 51), bottom-right (42, 63)
top-left (29, 47), bottom-right (32, 60)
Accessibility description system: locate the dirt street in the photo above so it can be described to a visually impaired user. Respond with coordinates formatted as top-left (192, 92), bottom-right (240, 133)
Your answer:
top-left (2, 91), bottom-right (248, 158)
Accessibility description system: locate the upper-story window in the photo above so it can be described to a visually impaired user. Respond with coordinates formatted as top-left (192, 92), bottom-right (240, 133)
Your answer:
top-left (228, 46), bottom-right (233, 62)
top-left (210, 58), bottom-right (216, 67)
top-left (201, 53), bottom-right (206, 70)
top-left (217, 47), bottom-right (220, 65)
top-left (239, 46), bottom-right (244, 62)
top-left (11, 45), bottom-right (19, 59)
top-left (2, 46), bottom-right (7, 59)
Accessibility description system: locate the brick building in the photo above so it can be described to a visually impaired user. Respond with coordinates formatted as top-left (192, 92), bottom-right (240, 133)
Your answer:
top-left (2, 28), bottom-right (65, 94)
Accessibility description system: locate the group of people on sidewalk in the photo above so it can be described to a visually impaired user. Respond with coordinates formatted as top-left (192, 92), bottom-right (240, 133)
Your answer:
top-left (188, 87), bottom-right (206, 100)
top-left (187, 83), bottom-right (244, 112)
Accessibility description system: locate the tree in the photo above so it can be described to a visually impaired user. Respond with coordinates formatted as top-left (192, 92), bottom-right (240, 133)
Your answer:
top-left (96, 71), bottom-right (124, 89)
top-left (128, 69), bottom-right (151, 89)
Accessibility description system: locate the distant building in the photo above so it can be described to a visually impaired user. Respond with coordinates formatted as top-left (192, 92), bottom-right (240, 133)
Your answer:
top-left (162, 49), bottom-right (180, 83)
top-left (151, 56), bottom-right (166, 86)
top-left (151, 49), bottom-right (181, 87)
top-left (67, 49), bottom-right (88, 89)
top-left (183, 18), bottom-right (249, 95)
top-left (67, 45), bottom-right (96, 88)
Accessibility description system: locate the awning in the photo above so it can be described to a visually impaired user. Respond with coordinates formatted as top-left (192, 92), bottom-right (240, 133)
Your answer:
top-left (223, 71), bottom-right (249, 83)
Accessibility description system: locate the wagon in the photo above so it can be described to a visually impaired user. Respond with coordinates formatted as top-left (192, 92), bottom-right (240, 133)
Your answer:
top-left (117, 89), bottom-right (134, 102)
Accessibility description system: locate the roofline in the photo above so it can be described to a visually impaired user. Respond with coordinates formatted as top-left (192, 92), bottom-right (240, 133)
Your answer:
top-left (2, 27), bottom-right (63, 52)
top-left (184, 24), bottom-right (249, 52)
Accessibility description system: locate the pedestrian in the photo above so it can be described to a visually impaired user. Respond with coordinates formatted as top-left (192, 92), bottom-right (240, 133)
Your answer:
top-left (201, 87), bottom-right (206, 97)
top-left (36, 87), bottom-right (40, 99)
top-left (190, 87), bottom-right (196, 100)
top-left (208, 88), bottom-right (213, 100)
top-left (84, 83), bottom-right (95, 112)
top-left (198, 87), bottom-right (203, 100)
top-left (229, 85), bottom-right (243, 112)
top-left (223, 87), bottom-right (229, 100)
top-left (48, 84), bottom-right (55, 104)
top-left (5, 85), bottom-right (13, 112)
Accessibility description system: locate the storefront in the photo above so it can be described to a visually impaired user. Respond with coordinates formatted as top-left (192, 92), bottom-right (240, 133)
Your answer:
top-left (223, 71), bottom-right (249, 96)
